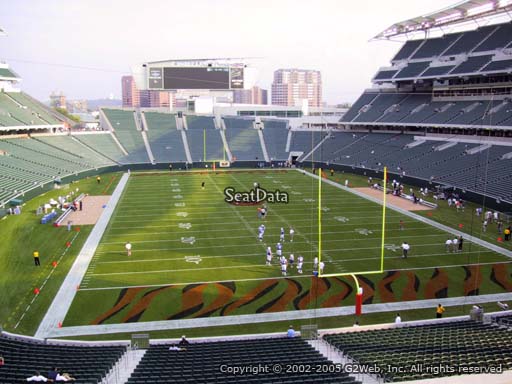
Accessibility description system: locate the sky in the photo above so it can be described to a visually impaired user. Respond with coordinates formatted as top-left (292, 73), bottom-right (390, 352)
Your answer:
top-left (0, 0), bottom-right (455, 104)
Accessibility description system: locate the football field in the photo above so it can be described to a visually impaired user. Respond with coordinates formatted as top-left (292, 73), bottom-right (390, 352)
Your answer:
top-left (64, 169), bottom-right (510, 326)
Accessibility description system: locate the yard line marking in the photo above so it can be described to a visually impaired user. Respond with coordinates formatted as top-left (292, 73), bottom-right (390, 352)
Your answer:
top-left (81, 274), bottom-right (314, 291)
top-left (112, 204), bottom-right (386, 217)
top-left (99, 233), bottom-right (455, 246)
top-left (107, 220), bottom-right (424, 231)
top-left (95, 240), bottom-right (484, 255)
top-left (94, 249), bottom-right (492, 266)
top-left (78, 259), bottom-right (512, 292)
top-left (108, 216), bottom-right (407, 228)
top-left (114, 199), bottom-right (380, 209)
top-left (332, 249), bottom-right (497, 264)
top-left (110, 211), bottom-right (392, 220)
top-left (207, 173), bottom-right (267, 252)
top-left (96, 252), bottom-right (265, 264)
top-left (90, 263), bottom-right (271, 276)
top-left (100, 225), bottom-right (436, 239)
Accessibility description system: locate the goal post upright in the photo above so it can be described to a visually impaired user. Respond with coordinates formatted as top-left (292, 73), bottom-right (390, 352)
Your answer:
top-left (318, 168), bottom-right (322, 275)
top-left (380, 166), bottom-right (387, 272)
top-left (317, 166), bottom-right (387, 278)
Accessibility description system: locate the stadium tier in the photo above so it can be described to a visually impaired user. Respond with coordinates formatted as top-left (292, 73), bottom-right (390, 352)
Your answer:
top-left (0, 333), bottom-right (126, 384)
top-left (0, 92), bottom-right (63, 127)
top-left (0, 68), bottom-right (18, 79)
top-left (261, 119), bottom-right (290, 161)
top-left (102, 109), bottom-right (150, 164)
top-left (185, 115), bottom-right (217, 131)
top-left (144, 112), bottom-right (188, 163)
top-left (129, 338), bottom-right (360, 384)
top-left (72, 133), bottom-right (127, 164)
top-left (184, 115), bottom-right (226, 162)
top-left (377, 21), bottom-right (512, 82)
top-left (6, 92), bottom-right (62, 125)
top-left (223, 117), bottom-right (265, 161)
top-left (324, 320), bottom-right (512, 382)
top-left (0, 93), bottom-right (44, 126)
top-left (289, 131), bottom-right (327, 157)
top-left (0, 133), bottom-right (126, 205)
top-left (342, 92), bottom-right (512, 127)
top-left (0, 138), bottom-right (90, 175)
top-left (320, 132), bottom-right (414, 167)
top-left (34, 135), bottom-right (115, 167)
top-left (301, 130), bottom-right (512, 201)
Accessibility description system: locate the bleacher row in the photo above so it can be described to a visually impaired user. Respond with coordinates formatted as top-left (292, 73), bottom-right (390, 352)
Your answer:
top-left (129, 338), bottom-right (359, 384)
top-left (3, 319), bottom-right (512, 383)
top-left (317, 131), bottom-right (512, 200)
top-left (0, 333), bottom-right (359, 384)
top-left (2, 109), bottom-right (512, 205)
top-left (102, 109), bottom-right (291, 163)
top-left (323, 320), bottom-right (512, 382)
top-left (0, 91), bottom-right (62, 127)
top-left (374, 21), bottom-right (512, 82)
top-left (0, 333), bottom-right (126, 383)
top-left (341, 92), bottom-right (512, 127)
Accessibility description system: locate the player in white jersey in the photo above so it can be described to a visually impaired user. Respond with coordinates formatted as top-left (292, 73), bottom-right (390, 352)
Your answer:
top-left (445, 239), bottom-right (452, 253)
top-left (280, 257), bottom-right (288, 276)
top-left (288, 253), bottom-right (295, 268)
top-left (452, 237), bottom-right (458, 252)
top-left (276, 242), bottom-right (282, 257)
top-left (297, 255), bottom-right (304, 274)
top-left (258, 224), bottom-right (265, 242)
top-left (319, 261), bottom-right (325, 274)
top-left (280, 227), bottom-right (285, 242)
top-left (289, 227), bottom-right (295, 242)
top-left (313, 256), bottom-right (318, 269)
top-left (266, 247), bottom-right (272, 266)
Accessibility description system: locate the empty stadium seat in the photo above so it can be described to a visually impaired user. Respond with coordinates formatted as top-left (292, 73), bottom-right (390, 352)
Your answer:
top-left (324, 320), bottom-right (512, 382)
top-left (128, 338), bottom-right (361, 384)
top-left (0, 333), bottom-right (126, 384)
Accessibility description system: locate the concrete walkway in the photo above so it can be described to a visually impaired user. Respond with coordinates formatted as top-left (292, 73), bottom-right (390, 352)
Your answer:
top-left (35, 173), bottom-right (130, 339)
top-left (299, 169), bottom-right (512, 259)
top-left (43, 292), bottom-right (512, 338)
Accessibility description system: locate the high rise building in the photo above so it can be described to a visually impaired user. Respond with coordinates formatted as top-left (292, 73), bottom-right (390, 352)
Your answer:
top-left (122, 76), bottom-right (170, 108)
top-left (271, 69), bottom-right (322, 107)
top-left (233, 86), bottom-right (268, 105)
top-left (148, 90), bottom-right (171, 108)
top-left (49, 91), bottom-right (67, 109)
top-left (122, 76), bottom-right (140, 107)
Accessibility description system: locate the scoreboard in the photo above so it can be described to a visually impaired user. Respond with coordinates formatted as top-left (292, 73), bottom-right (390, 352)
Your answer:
top-left (147, 66), bottom-right (244, 90)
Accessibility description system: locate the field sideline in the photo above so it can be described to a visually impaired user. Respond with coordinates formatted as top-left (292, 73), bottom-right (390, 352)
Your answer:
top-left (61, 169), bottom-right (511, 327)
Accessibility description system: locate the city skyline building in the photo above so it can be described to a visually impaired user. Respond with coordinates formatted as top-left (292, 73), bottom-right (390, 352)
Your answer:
top-left (271, 69), bottom-right (322, 107)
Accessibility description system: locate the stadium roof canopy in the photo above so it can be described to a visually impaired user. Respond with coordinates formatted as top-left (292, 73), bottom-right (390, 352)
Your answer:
top-left (373, 0), bottom-right (512, 40)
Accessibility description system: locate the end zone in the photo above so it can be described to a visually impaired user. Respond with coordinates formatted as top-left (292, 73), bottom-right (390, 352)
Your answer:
top-left (353, 187), bottom-right (434, 211)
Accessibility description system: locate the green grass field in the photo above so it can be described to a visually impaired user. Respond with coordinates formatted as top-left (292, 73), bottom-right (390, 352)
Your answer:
top-left (0, 173), bottom-right (120, 335)
top-left (63, 169), bottom-right (512, 327)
